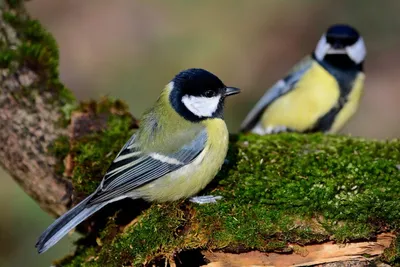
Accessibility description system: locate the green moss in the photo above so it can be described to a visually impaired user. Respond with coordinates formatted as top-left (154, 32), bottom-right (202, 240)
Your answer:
top-left (60, 133), bottom-right (400, 266)
top-left (382, 236), bottom-right (400, 265)
top-left (54, 247), bottom-right (99, 267)
top-left (1, 9), bottom-right (75, 115)
top-left (99, 203), bottom-right (186, 266)
top-left (0, 49), bottom-right (18, 69)
top-left (6, 0), bottom-right (23, 9)
top-left (48, 135), bottom-right (70, 176)
top-left (79, 97), bottom-right (131, 116)
top-left (71, 98), bottom-right (135, 194)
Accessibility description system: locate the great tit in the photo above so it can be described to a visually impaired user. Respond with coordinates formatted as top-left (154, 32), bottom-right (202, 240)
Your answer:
top-left (240, 24), bottom-right (366, 134)
top-left (36, 68), bottom-right (240, 253)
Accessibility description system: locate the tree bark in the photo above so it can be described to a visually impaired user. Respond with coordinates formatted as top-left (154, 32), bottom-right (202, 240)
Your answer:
top-left (0, 0), bottom-right (74, 217)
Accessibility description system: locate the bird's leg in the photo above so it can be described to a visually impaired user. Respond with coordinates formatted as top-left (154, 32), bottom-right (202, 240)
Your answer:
top-left (270, 125), bottom-right (298, 134)
top-left (189, 195), bottom-right (223, 204)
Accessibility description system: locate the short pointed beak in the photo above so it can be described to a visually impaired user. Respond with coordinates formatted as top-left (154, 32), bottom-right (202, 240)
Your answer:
top-left (225, 87), bottom-right (241, 96)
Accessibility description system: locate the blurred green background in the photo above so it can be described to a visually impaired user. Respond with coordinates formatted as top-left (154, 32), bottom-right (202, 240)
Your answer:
top-left (1, 0), bottom-right (400, 266)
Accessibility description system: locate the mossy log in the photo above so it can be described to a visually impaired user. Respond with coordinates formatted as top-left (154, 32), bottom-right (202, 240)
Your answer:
top-left (1, 1), bottom-right (400, 267)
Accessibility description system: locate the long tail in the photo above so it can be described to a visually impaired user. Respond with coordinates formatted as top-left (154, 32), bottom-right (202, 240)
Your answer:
top-left (35, 193), bottom-right (107, 254)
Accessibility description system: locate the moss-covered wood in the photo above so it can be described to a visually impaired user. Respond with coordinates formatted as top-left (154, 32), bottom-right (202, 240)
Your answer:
top-left (0, 0), bottom-right (136, 218)
top-left (0, 0), bottom-right (76, 216)
top-left (56, 133), bottom-right (400, 266)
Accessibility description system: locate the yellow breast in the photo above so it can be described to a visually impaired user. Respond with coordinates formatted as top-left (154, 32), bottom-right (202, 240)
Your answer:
top-left (261, 62), bottom-right (340, 132)
top-left (139, 118), bottom-right (229, 202)
top-left (329, 73), bottom-right (365, 133)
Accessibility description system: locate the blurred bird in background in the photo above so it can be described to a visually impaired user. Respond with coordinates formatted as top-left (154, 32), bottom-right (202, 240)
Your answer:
top-left (240, 24), bottom-right (366, 134)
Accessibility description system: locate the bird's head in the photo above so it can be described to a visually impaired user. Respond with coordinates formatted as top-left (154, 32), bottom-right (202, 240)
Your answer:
top-left (314, 24), bottom-right (366, 68)
top-left (169, 68), bottom-right (240, 122)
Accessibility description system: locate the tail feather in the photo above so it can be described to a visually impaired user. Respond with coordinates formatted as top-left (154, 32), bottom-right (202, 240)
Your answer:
top-left (35, 194), bottom-right (107, 254)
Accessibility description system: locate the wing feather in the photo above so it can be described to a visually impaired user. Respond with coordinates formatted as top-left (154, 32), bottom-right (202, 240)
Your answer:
top-left (89, 129), bottom-right (207, 204)
top-left (240, 57), bottom-right (313, 132)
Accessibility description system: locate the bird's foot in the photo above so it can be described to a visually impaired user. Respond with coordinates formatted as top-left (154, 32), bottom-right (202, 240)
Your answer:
top-left (265, 125), bottom-right (287, 134)
top-left (189, 195), bottom-right (223, 204)
top-left (264, 125), bottom-right (298, 134)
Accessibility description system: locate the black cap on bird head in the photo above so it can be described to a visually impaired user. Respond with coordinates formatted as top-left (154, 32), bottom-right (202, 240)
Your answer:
top-left (326, 24), bottom-right (360, 48)
top-left (314, 24), bottom-right (366, 68)
top-left (169, 68), bottom-right (240, 122)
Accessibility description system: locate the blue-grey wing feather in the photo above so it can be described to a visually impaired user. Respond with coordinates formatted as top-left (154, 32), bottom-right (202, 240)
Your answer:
top-left (88, 130), bottom-right (207, 204)
top-left (240, 58), bottom-right (313, 132)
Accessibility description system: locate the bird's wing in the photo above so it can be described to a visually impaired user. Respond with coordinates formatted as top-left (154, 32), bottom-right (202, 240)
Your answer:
top-left (88, 129), bottom-right (207, 204)
top-left (240, 56), bottom-right (313, 132)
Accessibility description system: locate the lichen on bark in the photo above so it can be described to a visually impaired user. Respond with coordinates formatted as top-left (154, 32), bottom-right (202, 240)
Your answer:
top-left (0, 1), bottom-right (75, 217)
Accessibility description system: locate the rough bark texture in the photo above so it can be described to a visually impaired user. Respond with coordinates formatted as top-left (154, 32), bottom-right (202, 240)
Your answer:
top-left (0, 1), bottom-right (73, 216)
top-left (1, 1), bottom-right (400, 267)
top-left (203, 233), bottom-right (395, 267)
top-left (0, 66), bottom-right (73, 216)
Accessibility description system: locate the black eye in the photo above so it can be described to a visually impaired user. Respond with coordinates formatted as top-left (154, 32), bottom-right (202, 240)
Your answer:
top-left (204, 90), bottom-right (215, 97)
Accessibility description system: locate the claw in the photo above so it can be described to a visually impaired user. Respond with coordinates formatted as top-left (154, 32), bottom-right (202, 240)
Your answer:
top-left (189, 195), bottom-right (223, 204)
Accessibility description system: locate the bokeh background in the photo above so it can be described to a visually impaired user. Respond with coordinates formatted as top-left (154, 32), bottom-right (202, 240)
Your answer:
top-left (1, 1), bottom-right (400, 266)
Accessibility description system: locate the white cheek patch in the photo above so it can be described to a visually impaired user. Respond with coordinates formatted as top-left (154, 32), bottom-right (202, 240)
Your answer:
top-left (314, 34), bottom-right (330, 61)
top-left (346, 37), bottom-right (366, 64)
top-left (315, 34), bottom-right (366, 64)
top-left (181, 94), bottom-right (221, 117)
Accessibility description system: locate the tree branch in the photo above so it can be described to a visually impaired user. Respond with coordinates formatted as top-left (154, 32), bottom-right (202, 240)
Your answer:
top-left (0, 1), bottom-right (75, 216)
top-left (0, 0), bottom-right (138, 218)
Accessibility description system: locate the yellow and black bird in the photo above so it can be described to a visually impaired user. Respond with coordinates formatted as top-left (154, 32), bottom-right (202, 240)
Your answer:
top-left (240, 24), bottom-right (366, 134)
top-left (35, 68), bottom-right (240, 253)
